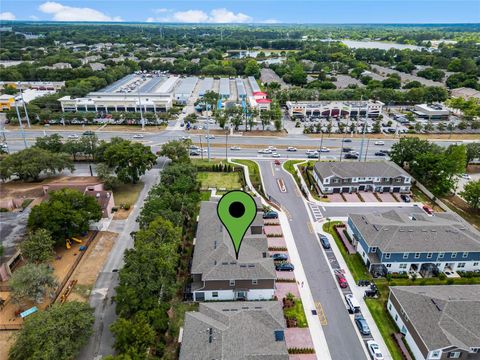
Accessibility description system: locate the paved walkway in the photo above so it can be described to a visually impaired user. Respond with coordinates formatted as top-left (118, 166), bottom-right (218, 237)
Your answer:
top-left (336, 225), bottom-right (357, 254)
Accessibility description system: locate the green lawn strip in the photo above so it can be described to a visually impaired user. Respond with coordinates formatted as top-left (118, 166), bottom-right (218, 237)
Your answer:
top-left (191, 158), bottom-right (225, 168)
top-left (197, 171), bottom-right (242, 190)
top-left (112, 182), bottom-right (144, 206)
top-left (283, 299), bottom-right (308, 328)
top-left (200, 190), bottom-right (212, 201)
top-left (322, 222), bottom-right (371, 282)
top-left (442, 197), bottom-right (480, 230)
top-left (232, 159), bottom-right (264, 195)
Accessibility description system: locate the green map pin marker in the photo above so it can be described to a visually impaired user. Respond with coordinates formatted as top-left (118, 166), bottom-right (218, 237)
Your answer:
top-left (217, 190), bottom-right (257, 259)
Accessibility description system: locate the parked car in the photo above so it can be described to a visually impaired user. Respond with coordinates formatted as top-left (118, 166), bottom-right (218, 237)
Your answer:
top-left (400, 194), bottom-right (411, 203)
top-left (271, 253), bottom-right (288, 261)
top-left (367, 341), bottom-right (384, 360)
top-left (319, 235), bottom-right (330, 249)
top-left (374, 141), bottom-right (385, 146)
top-left (286, 147), bottom-right (297, 152)
top-left (422, 205), bottom-right (434, 215)
top-left (133, 134), bottom-right (144, 139)
top-left (461, 173), bottom-right (472, 180)
top-left (336, 272), bottom-right (348, 289)
top-left (230, 146), bottom-right (241, 150)
top-left (345, 294), bottom-right (361, 314)
top-left (354, 315), bottom-right (371, 335)
top-left (275, 263), bottom-right (295, 271)
top-left (263, 211), bottom-right (278, 219)
top-left (374, 152), bottom-right (386, 156)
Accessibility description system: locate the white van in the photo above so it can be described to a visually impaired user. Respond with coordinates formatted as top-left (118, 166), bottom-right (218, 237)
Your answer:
top-left (345, 294), bottom-right (361, 314)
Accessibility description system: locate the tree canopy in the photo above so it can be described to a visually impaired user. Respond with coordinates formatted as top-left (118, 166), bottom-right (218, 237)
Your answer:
top-left (19, 229), bottom-right (55, 264)
top-left (9, 263), bottom-right (57, 304)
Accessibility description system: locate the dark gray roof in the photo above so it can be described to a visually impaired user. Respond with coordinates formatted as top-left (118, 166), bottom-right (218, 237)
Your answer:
top-left (191, 201), bottom-right (276, 281)
top-left (180, 301), bottom-right (289, 360)
top-left (390, 285), bottom-right (480, 351)
top-left (314, 160), bottom-right (410, 180)
top-left (349, 209), bottom-right (480, 253)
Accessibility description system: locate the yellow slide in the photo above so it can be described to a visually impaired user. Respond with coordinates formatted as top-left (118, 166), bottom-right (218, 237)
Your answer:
top-left (65, 239), bottom-right (71, 249)
top-left (71, 237), bottom-right (83, 244)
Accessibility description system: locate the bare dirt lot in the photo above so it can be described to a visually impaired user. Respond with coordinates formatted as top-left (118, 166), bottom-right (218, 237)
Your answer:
top-left (0, 331), bottom-right (15, 360)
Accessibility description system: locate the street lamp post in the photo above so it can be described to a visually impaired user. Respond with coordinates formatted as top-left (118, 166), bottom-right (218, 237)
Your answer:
top-left (14, 99), bottom-right (28, 148)
top-left (18, 87), bottom-right (31, 128)
top-left (225, 131), bottom-right (228, 160)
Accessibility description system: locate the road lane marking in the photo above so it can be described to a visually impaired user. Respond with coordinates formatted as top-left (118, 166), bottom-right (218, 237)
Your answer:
top-left (307, 222), bottom-right (314, 234)
top-left (316, 301), bottom-right (328, 326)
top-left (294, 187), bottom-right (302, 197)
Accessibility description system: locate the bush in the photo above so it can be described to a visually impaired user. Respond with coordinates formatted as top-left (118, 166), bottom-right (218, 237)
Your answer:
top-left (288, 348), bottom-right (316, 354)
top-left (447, 278), bottom-right (455, 285)
top-left (438, 273), bottom-right (446, 280)
top-left (0, 208), bottom-right (8, 212)
top-left (123, 203), bottom-right (131, 211)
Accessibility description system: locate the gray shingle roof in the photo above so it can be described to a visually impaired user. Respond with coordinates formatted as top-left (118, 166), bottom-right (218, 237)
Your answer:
top-left (390, 285), bottom-right (480, 351)
top-left (191, 201), bottom-right (276, 281)
top-left (314, 160), bottom-right (410, 180)
top-left (349, 209), bottom-right (480, 253)
top-left (179, 301), bottom-right (289, 360)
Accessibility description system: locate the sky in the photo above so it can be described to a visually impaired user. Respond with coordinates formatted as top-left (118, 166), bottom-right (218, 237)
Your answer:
top-left (1, 0), bottom-right (479, 24)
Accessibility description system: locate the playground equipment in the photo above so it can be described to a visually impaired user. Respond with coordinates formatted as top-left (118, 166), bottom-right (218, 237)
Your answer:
top-left (65, 239), bottom-right (72, 249)
top-left (71, 237), bottom-right (83, 244)
top-left (59, 280), bottom-right (78, 304)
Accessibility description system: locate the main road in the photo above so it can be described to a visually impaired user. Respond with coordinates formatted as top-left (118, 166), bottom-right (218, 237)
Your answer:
top-left (257, 159), bottom-right (367, 360)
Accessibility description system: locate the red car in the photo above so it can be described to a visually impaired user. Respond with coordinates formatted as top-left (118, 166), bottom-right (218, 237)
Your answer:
top-left (336, 272), bottom-right (348, 288)
top-left (274, 159), bottom-right (281, 165)
top-left (422, 205), bottom-right (434, 215)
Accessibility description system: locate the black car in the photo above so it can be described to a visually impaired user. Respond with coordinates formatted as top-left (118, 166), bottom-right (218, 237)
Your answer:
top-left (374, 152), bottom-right (386, 156)
top-left (190, 150), bottom-right (201, 156)
top-left (344, 153), bottom-right (359, 159)
top-left (83, 130), bottom-right (95, 136)
top-left (319, 235), bottom-right (331, 249)
top-left (275, 263), bottom-right (295, 271)
top-left (379, 149), bottom-right (391, 155)
top-left (354, 315), bottom-right (371, 335)
top-left (343, 138), bottom-right (352, 143)
top-left (342, 147), bottom-right (353, 153)
top-left (272, 253), bottom-right (288, 261)
top-left (400, 194), bottom-right (411, 203)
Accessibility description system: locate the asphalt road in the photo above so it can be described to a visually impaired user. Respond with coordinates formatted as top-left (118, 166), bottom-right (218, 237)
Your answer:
top-left (257, 160), bottom-right (367, 360)
top-left (78, 158), bottom-right (168, 360)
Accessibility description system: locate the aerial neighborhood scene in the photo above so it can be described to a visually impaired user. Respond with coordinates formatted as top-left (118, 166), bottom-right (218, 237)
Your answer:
top-left (1, 0), bottom-right (480, 359)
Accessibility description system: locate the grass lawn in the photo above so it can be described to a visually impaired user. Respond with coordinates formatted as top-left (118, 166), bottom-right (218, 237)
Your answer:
top-left (200, 190), bottom-right (212, 201)
top-left (112, 182), bottom-right (144, 206)
top-left (232, 159), bottom-right (264, 195)
top-left (283, 299), bottom-right (308, 328)
top-left (191, 158), bottom-right (226, 167)
top-left (322, 222), bottom-right (371, 282)
top-left (197, 172), bottom-right (242, 190)
top-left (442, 196), bottom-right (480, 230)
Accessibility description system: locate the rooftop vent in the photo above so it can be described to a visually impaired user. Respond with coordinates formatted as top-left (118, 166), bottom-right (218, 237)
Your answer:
top-left (221, 262), bottom-right (228, 265)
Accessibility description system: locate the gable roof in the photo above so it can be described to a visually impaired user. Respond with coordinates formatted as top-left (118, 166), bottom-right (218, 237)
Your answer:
top-left (390, 285), bottom-right (480, 351)
top-left (191, 200), bottom-right (276, 281)
top-left (314, 160), bottom-right (409, 180)
top-left (349, 209), bottom-right (480, 253)
top-left (179, 301), bottom-right (289, 360)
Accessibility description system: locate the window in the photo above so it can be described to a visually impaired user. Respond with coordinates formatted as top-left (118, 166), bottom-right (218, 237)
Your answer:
top-left (400, 264), bottom-right (407, 269)
top-left (396, 178), bottom-right (402, 183)
top-left (229, 280), bottom-right (235, 286)
top-left (452, 252), bottom-right (457, 259)
top-left (403, 253), bottom-right (408, 259)
top-left (463, 252), bottom-right (469, 258)
top-left (371, 247), bottom-right (377, 253)
top-left (212, 292), bottom-right (218, 298)
top-left (386, 264), bottom-right (392, 268)
top-left (458, 263), bottom-right (466, 268)
top-left (431, 350), bottom-right (441, 359)
top-left (395, 314), bottom-right (398, 321)
top-left (471, 348), bottom-right (480, 353)
top-left (252, 279), bottom-right (258, 285)
top-left (415, 253), bottom-right (420, 259)
top-left (427, 252), bottom-right (433, 259)
top-left (385, 253), bottom-right (391, 259)
top-left (438, 252), bottom-right (445, 259)
top-left (333, 179), bottom-right (340, 184)
top-left (448, 352), bottom-right (461, 359)
top-left (388, 304), bottom-right (392, 311)
top-left (474, 262), bottom-right (479, 267)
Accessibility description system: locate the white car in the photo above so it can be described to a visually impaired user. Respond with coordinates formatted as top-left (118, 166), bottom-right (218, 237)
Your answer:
top-left (267, 146), bottom-right (277, 151)
top-left (286, 147), bottom-right (297, 152)
top-left (320, 147), bottom-right (330, 152)
top-left (258, 149), bottom-right (272, 154)
top-left (133, 134), bottom-right (144, 139)
top-left (305, 149), bottom-right (317, 154)
top-left (374, 141), bottom-right (385, 146)
top-left (461, 173), bottom-right (471, 180)
top-left (230, 146), bottom-right (241, 151)
top-left (181, 136), bottom-right (191, 140)
top-left (67, 134), bottom-right (79, 139)
top-left (205, 135), bottom-right (215, 139)
top-left (366, 341), bottom-right (384, 360)
top-left (271, 152), bottom-right (280, 158)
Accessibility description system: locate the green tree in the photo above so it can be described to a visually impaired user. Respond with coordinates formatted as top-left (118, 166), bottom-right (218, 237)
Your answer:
top-left (390, 137), bottom-right (440, 168)
top-left (96, 163), bottom-right (119, 190)
top-left (0, 148), bottom-right (74, 182)
top-left (372, 120), bottom-right (381, 134)
top-left (35, 134), bottom-right (64, 153)
top-left (9, 263), bottom-right (58, 304)
top-left (158, 140), bottom-right (190, 163)
top-left (110, 315), bottom-right (156, 357)
top-left (9, 302), bottom-right (94, 360)
top-left (202, 90), bottom-right (220, 115)
top-left (28, 188), bottom-right (102, 245)
top-left (466, 143), bottom-right (480, 165)
top-left (19, 229), bottom-right (55, 264)
top-left (460, 180), bottom-right (480, 210)
top-left (244, 59), bottom-right (260, 78)
top-left (103, 138), bottom-right (157, 184)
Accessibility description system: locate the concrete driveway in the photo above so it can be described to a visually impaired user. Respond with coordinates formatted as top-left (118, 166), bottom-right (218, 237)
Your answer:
top-left (360, 192), bottom-right (379, 203)
top-left (343, 193), bottom-right (362, 202)
top-left (377, 192), bottom-right (397, 202)
top-left (327, 193), bottom-right (345, 202)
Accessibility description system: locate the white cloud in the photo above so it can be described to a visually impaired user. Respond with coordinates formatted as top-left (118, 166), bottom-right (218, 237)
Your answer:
top-left (154, 8), bottom-right (170, 14)
top-left (38, 2), bottom-right (122, 22)
top-left (29, 15), bottom-right (40, 20)
top-left (147, 8), bottom-right (252, 24)
top-left (262, 19), bottom-right (280, 24)
top-left (0, 12), bottom-right (16, 20)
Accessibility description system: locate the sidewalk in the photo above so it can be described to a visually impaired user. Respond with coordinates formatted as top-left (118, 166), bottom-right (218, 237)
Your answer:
top-left (316, 220), bottom-right (393, 360)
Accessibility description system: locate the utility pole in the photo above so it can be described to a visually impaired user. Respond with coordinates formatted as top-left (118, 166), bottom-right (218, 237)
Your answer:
top-left (205, 100), bottom-right (211, 162)
top-left (199, 134), bottom-right (204, 160)
top-left (225, 131), bottom-right (228, 160)
top-left (19, 87), bottom-right (31, 128)
top-left (14, 99), bottom-right (28, 148)
top-left (364, 138), bottom-right (370, 162)
top-left (318, 131), bottom-right (324, 162)
top-left (358, 101), bottom-right (369, 162)
top-left (137, 88), bottom-right (145, 130)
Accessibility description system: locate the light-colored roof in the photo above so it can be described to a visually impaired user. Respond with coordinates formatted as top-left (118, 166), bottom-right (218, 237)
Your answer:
top-left (179, 301), bottom-right (288, 360)
top-left (349, 209), bottom-right (480, 253)
top-left (191, 200), bottom-right (275, 281)
top-left (390, 285), bottom-right (480, 351)
top-left (219, 78), bottom-right (230, 96)
top-left (314, 160), bottom-right (409, 180)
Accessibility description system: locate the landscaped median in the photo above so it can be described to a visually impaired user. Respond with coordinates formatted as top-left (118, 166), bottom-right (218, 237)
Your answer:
top-left (231, 159), bottom-right (265, 195)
